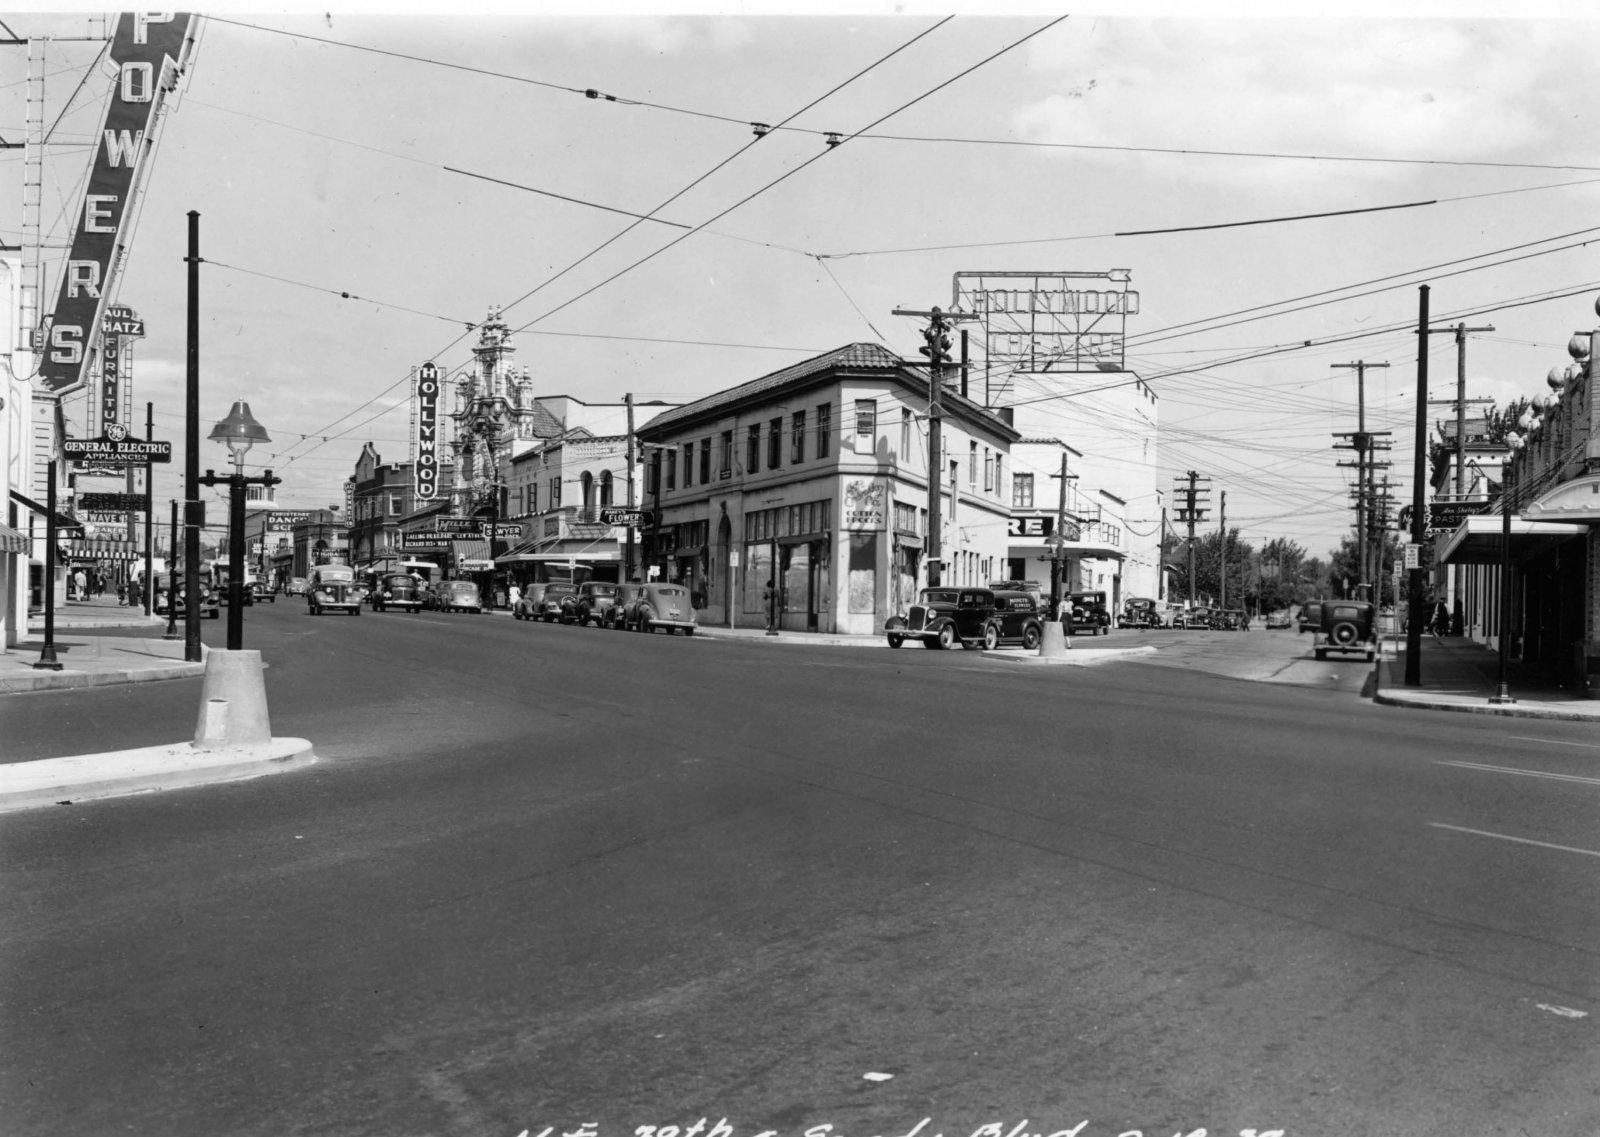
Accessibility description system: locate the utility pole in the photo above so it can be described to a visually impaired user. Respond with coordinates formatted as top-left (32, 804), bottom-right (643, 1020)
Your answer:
top-left (1173, 470), bottom-right (1210, 607)
top-left (1157, 504), bottom-right (1168, 602)
top-left (894, 305), bottom-right (973, 588)
top-left (1406, 286), bottom-right (1430, 687)
top-left (624, 393), bottom-right (636, 582)
top-left (1048, 455), bottom-right (1079, 619)
top-left (1426, 322), bottom-right (1493, 633)
top-left (1218, 490), bottom-right (1226, 610)
top-left (1332, 361), bottom-right (1390, 601)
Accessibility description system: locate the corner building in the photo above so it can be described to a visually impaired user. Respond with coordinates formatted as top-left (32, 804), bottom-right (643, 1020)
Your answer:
top-left (635, 343), bottom-right (1018, 633)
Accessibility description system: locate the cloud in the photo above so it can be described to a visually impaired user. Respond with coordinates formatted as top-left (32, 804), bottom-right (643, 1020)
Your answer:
top-left (1013, 19), bottom-right (1600, 192)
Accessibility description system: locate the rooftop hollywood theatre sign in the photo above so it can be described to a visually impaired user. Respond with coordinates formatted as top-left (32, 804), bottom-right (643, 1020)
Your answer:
top-left (415, 362), bottom-right (441, 500)
top-left (39, 14), bottom-right (195, 395)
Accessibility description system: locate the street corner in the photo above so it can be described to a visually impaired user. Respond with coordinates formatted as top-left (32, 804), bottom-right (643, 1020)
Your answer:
top-left (0, 738), bottom-right (316, 813)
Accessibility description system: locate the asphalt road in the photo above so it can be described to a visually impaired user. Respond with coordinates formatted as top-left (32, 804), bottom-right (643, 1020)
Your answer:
top-left (2, 604), bottom-right (1596, 1137)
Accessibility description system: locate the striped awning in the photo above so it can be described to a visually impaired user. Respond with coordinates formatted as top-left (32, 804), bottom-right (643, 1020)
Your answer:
top-left (0, 522), bottom-right (27, 554)
top-left (65, 536), bottom-right (140, 561)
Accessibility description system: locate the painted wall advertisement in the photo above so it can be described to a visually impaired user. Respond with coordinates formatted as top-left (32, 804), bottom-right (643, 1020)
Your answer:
top-left (842, 479), bottom-right (885, 530)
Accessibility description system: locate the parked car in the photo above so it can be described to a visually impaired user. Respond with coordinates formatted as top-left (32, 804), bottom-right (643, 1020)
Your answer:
top-left (536, 582), bottom-right (581, 623)
top-left (512, 582), bottom-right (548, 620)
top-left (1119, 596), bottom-right (1163, 629)
top-left (251, 580), bottom-right (275, 603)
top-left (1182, 607), bottom-right (1214, 630)
top-left (602, 583), bottom-right (645, 629)
top-left (285, 576), bottom-right (309, 597)
top-left (981, 589), bottom-right (1045, 650)
top-left (307, 564), bottom-right (361, 616)
top-left (885, 587), bottom-right (995, 650)
top-left (373, 571), bottom-right (425, 613)
top-left (1265, 610), bottom-right (1292, 630)
top-left (1161, 604), bottom-right (1186, 628)
top-left (434, 579), bottom-right (483, 613)
top-left (623, 583), bottom-right (698, 635)
top-left (153, 573), bottom-right (220, 620)
top-left (1067, 590), bottom-right (1112, 636)
top-left (574, 581), bottom-right (621, 627)
top-left (1213, 608), bottom-right (1246, 631)
top-left (1312, 599), bottom-right (1377, 662)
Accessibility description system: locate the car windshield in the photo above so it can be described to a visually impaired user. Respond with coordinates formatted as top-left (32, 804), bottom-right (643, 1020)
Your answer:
top-left (919, 590), bottom-right (959, 605)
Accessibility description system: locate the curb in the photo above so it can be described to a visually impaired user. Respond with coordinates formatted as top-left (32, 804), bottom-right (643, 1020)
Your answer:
top-left (0, 738), bottom-right (316, 813)
top-left (985, 645), bottom-right (1158, 666)
top-left (0, 659), bottom-right (206, 694)
top-left (1372, 690), bottom-right (1600, 721)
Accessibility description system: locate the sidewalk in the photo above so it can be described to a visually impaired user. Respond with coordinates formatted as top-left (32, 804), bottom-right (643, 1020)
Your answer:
top-left (1, 595), bottom-right (313, 813)
top-left (1372, 631), bottom-right (1600, 721)
top-left (2, 594), bottom-right (203, 693)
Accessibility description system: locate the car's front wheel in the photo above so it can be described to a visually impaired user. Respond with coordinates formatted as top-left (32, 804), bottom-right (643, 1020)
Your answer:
top-left (935, 624), bottom-right (955, 650)
top-left (1022, 623), bottom-right (1042, 651)
top-left (887, 633), bottom-right (904, 649)
top-left (982, 624), bottom-right (1000, 651)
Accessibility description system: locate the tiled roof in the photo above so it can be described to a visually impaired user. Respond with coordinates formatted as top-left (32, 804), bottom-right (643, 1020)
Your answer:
top-left (639, 343), bottom-right (907, 434)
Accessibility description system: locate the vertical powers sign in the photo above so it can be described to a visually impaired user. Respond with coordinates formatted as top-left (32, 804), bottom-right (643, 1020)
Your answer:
top-left (39, 14), bottom-right (195, 394)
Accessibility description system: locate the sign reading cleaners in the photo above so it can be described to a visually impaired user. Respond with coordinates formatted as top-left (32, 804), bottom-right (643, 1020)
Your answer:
top-left (415, 362), bottom-right (441, 500)
top-left (39, 13), bottom-right (195, 394)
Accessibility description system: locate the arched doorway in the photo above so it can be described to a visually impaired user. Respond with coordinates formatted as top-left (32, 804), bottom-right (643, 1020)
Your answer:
top-left (716, 512), bottom-right (732, 627)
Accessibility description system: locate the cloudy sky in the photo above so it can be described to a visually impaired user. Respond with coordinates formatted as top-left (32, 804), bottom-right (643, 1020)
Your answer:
top-left (8, 4), bottom-right (1600, 559)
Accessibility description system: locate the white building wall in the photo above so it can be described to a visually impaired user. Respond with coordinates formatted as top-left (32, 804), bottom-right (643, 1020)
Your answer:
top-left (998, 369), bottom-right (1161, 600)
top-left (1, 254), bottom-right (31, 646)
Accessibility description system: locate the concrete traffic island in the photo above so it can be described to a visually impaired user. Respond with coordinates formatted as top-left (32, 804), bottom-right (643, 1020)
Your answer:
top-left (981, 620), bottom-right (1156, 666)
top-left (0, 649), bottom-right (314, 813)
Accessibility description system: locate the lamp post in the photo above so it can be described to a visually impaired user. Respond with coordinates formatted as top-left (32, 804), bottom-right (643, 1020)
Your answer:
top-left (200, 401), bottom-right (279, 651)
top-left (1489, 430), bottom-right (1525, 705)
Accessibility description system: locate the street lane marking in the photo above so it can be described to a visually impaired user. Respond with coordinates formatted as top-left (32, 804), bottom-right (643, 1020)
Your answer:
top-left (1437, 760), bottom-right (1600, 786)
top-left (1536, 1003), bottom-right (1589, 1019)
top-left (1428, 822), bottom-right (1600, 858)
top-left (1509, 735), bottom-right (1600, 750)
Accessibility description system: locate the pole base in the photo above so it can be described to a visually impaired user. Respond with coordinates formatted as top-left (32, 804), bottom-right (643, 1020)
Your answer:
top-left (1488, 688), bottom-right (1517, 705)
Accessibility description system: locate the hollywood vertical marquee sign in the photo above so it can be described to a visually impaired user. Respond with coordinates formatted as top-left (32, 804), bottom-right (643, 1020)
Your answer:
top-left (39, 13), bottom-right (195, 395)
top-left (415, 362), bottom-right (441, 501)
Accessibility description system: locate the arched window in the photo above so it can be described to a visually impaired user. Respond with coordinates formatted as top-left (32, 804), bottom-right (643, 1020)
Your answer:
top-left (599, 470), bottom-right (614, 507)
top-left (581, 471), bottom-right (594, 513)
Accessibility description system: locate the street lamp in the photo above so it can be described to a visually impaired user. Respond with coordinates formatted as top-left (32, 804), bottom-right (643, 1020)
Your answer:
top-left (201, 400), bottom-right (279, 651)
top-left (1489, 428), bottom-right (1525, 705)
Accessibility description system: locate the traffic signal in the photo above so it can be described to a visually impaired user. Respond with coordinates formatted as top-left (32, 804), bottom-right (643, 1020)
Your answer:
top-left (919, 311), bottom-right (952, 365)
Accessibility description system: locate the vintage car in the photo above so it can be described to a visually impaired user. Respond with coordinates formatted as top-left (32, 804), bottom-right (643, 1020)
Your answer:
top-left (285, 576), bottom-right (309, 597)
top-left (1297, 603), bottom-right (1322, 634)
top-left (1118, 597), bottom-right (1163, 629)
top-left (1265, 610), bottom-right (1293, 630)
top-left (885, 587), bottom-right (995, 650)
top-left (535, 582), bottom-right (581, 623)
top-left (373, 572), bottom-right (425, 613)
top-left (153, 573), bottom-right (220, 620)
top-left (603, 583), bottom-right (647, 629)
top-left (307, 565), bottom-right (361, 616)
top-left (512, 582), bottom-right (548, 620)
top-left (981, 589), bottom-right (1045, 651)
top-left (1312, 599), bottom-right (1378, 662)
top-left (574, 581), bottom-right (621, 627)
top-left (622, 583), bottom-right (697, 635)
top-left (434, 579), bottom-right (483, 614)
top-left (1066, 591), bottom-right (1112, 636)
top-left (1182, 607), bottom-right (1214, 630)
top-left (1212, 608), bottom-right (1245, 631)
top-left (250, 580), bottom-right (275, 603)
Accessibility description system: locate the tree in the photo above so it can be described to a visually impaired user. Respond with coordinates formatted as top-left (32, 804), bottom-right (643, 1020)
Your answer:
top-left (1254, 537), bottom-right (1309, 614)
top-left (1170, 527), bottom-right (1255, 609)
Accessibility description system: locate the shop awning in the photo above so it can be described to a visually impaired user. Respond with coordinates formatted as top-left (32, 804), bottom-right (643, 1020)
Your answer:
top-left (10, 489), bottom-right (84, 534)
top-left (1011, 539), bottom-right (1126, 562)
top-left (66, 536), bottom-right (140, 561)
top-left (1437, 514), bottom-right (1588, 565)
top-left (0, 522), bottom-right (28, 554)
top-left (497, 536), bottom-right (620, 565)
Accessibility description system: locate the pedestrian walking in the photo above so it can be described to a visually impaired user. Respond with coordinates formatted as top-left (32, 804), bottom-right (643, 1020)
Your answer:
top-left (508, 583), bottom-right (521, 612)
top-left (72, 568), bottom-right (87, 600)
